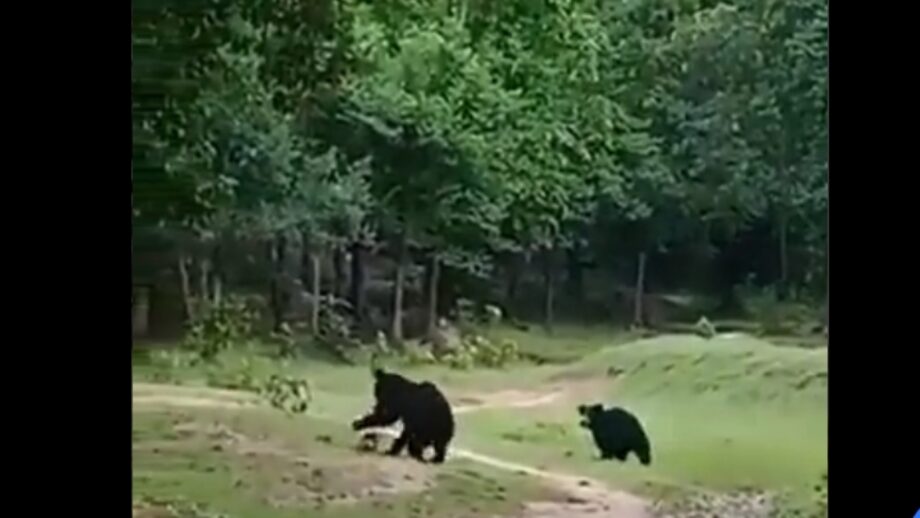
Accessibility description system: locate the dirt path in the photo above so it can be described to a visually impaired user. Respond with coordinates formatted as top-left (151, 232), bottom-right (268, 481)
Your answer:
top-left (133, 382), bottom-right (653, 518)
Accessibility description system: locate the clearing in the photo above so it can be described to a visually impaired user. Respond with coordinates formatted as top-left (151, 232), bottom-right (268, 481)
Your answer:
top-left (133, 330), bottom-right (826, 518)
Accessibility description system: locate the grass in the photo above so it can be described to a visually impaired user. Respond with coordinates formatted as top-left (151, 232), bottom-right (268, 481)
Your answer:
top-left (133, 405), bottom-right (557, 518)
top-left (484, 323), bottom-right (641, 363)
top-left (460, 334), bottom-right (827, 500)
top-left (133, 327), bottom-right (827, 514)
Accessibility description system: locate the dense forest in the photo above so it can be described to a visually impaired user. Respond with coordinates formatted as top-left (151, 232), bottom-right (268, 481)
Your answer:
top-left (132, 0), bottom-right (828, 344)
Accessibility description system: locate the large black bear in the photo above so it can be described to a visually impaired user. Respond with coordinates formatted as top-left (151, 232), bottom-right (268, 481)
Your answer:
top-left (578, 403), bottom-right (652, 466)
top-left (352, 368), bottom-right (455, 464)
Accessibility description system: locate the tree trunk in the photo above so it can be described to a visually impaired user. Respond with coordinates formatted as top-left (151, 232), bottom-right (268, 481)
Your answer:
top-left (177, 252), bottom-right (194, 324)
top-left (777, 213), bottom-right (790, 301)
top-left (349, 241), bottom-right (367, 324)
top-left (391, 234), bottom-right (408, 343)
top-left (425, 253), bottom-right (441, 336)
top-left (132, 285), bottom-right (151, 337)
top-left (211, 244), bottom-right (223, 307)
top-left (269, 235), bottom-right (288, 333)
top-left (542, 247), bottom-right (555, 334)
top-left (633, 251), bottom-right (647, 328)
top-left (300, 234), bottom-right (313, 292)
top-left (198, 256), bottom-right (211, 313)
top-left (505, 253), bottom-right (520, 312)
top-left (332, 246), bottom-right (346, 300)
top-left (566, 245), bottom-right (584, 305)
top-left (310, 250), bottom-right (322, 336)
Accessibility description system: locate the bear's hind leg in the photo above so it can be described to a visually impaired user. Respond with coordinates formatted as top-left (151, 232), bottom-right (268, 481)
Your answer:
top-left (431, 438), bottom-right (449, 464)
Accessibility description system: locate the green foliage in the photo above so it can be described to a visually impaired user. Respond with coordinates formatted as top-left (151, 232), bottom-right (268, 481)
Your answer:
top-left (204, 356), bottom-right (260, 392)
top-left (134, 0), bottom-right (828, 336)
top-left (268, 322), bottom-right (297, 358)
top-left (260, 374), bottom-right (313, 415)
top-left (403, 343), bottom-right (439, 366)
top-left (316, 297), bottom-right (355, 346)
top-left (474, 337), bottom-right (521, 368)
top-left (815, 471), bottom-right (827, 516)
top-left (737, 285), bottom-right (817, 335)
top-left (444, 334), bottom-right (520, 369)
top-left (771, 471), bottom-right (827, 518)
top-left (143, 349), bottom-right (199, 383)
top-left (441, 347), bottom-right (476, 370)
top-left (183, 296), bottom-right (257, 361)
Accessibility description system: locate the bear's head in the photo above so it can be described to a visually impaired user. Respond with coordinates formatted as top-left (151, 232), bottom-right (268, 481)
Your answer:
top-left (351, 368), bottom-right (411, 431)
top-left (577, 403), bottom-right (605, 428)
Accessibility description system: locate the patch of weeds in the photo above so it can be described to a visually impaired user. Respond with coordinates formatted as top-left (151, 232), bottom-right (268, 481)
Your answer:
top-left (134, 496), bottom-right (229, 518)
top-left (204, 357), bottom-right (260, 392)
top-left (260, 374), bottom-right (312, 415)
top-left (142, 349), bottom-right (199, 383)
top-left (183, 296), bottom-right (257, 361)
top-left (770, 471), bottom-right (827, 518)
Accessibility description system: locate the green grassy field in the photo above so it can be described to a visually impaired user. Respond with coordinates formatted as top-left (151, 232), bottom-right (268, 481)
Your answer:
top-left (459, 335), bottom-right (827, 498)
top-left (133, 405), bottom-right (559, 518)
top-left (133, 328), bottom-right (827, 516)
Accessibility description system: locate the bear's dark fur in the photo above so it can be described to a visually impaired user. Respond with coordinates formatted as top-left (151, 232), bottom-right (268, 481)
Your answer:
top-left (352, 368), bottom-right (455, 463)
top-left (578, 403), bottom-right (652, 466)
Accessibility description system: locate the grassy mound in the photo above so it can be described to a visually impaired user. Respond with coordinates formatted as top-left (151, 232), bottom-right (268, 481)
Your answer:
top-left (571, 334), bottom-right (827, 405)
top-left (461, 334), bottom-right (827, 499)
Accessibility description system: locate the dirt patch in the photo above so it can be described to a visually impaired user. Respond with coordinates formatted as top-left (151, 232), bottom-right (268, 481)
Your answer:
top-left (453, 377), bottom-right (611, 414)
top-left (518, 499), bottom-right (637, 518)
top-left (133, 383), bottom-right (263, 410)
top-left (132, 503), bottom-right (175, 518)
top-left (262, 457), bottom-right (432, 509)
top-left (165, 420), bottom-right (433, 509)
top-left (453, 389), bottom-right (564, 413)
top-left (132, 499), bottom-right (225, 518)
top-left (134, 383), bottom-right (651, 516)
top-left (651, 490), bottom-right (774, 518)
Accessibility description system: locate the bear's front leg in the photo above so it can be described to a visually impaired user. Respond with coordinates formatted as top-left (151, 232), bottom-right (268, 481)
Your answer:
top-left (387, 430), bottom-right (409, 456)
top-left (407, 437), bottom-right (427, 462)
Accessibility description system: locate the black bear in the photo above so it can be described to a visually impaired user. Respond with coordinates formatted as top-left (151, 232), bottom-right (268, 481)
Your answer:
top-left (352, 368), bottom-right (455, 464)
top-left (578, 403), bottom-right (652, 466)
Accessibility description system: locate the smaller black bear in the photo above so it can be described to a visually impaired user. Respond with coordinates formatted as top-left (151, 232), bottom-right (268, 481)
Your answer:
top-left (352, 368), bottom-right (455, 464)
top-left (578, 403), bottom-right (652, 466)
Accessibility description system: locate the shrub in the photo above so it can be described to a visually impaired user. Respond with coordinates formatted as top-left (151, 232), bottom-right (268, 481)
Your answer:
top-left (183, 296), bottom-right (257, 361)
top-left (260, 374), bottom-right (312, 415)
top-left (204, 357), bottom-right (260, 392)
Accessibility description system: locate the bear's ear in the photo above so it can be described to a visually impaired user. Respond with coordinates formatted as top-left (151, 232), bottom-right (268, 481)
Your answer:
top-left (373, 368), bottom-right (385, 379)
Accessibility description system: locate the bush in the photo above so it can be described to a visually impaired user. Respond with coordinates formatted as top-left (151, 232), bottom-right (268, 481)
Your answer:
top-left (441, 348), bottom-right (475, 370)
top-left (814, 471), bottom-right (827, 517)
top-left (142, 349), bottom-right (198, 383)
top-left (404, 343), bottom-right (438, 365)
top-left (770, 471), bottom-right (827, 518)
top-left (204, 357), bottom-right (260, 392)
top-left (183, 296), bottom-right (257, 361)
top-left (260, 374), bottom-right (312, 415)
top-left (736, 284), bottom-right (817, 335)
top-left (269, 322), bottom-right (298, 359)
top-left (450, 334), bottom-right (519, 369)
